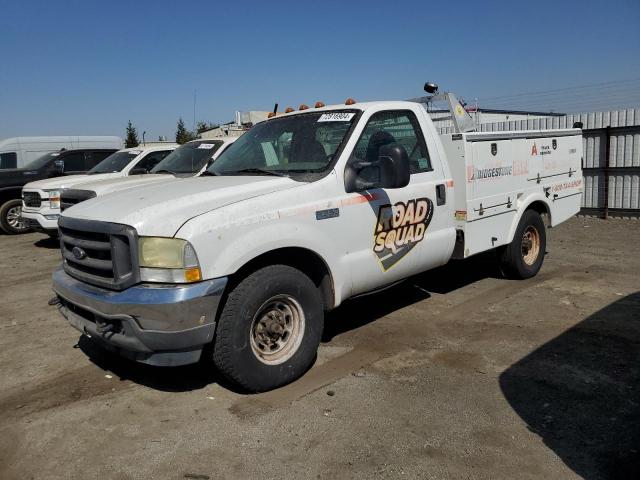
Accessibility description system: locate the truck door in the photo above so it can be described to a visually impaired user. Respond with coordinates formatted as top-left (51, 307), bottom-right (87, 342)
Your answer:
top-left (342, 109), bottom-right (455, 296)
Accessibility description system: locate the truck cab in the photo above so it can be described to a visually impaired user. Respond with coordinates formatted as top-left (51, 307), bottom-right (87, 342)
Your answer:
top-left (51, 92), bottom-right (582, 392)
top-left (0, 148), bottom-right (118, 234)
top-left (21, 144), bottom-right (178, 236)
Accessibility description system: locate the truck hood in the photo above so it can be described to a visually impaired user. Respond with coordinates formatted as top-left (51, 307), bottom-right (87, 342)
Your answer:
top-left (66, 173), bottom-right (175, 196)
top-left (62, 175), bottom-right (302, 236)
top-left (24, 173), bottom-right (117, 191)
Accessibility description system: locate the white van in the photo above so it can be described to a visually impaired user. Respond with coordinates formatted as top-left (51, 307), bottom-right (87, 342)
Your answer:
top-left (0, 136), bottom-right (123, 169)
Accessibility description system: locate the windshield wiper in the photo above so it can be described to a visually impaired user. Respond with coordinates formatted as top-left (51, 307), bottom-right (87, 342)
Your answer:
top-left (152, 169), bottom-right (176, 175)
top-left (199, 171), bottom-right (218, 176)
top-left (222, 168), bottom-right (288, 177)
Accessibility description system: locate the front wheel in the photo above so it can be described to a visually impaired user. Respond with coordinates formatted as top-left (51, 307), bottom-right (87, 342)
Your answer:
top-left (499, 209), bottom-right (546, 279)
top-left (212, 265), bottom-right (324, 392)
top-left (0, 199), bottom-right (30, 234)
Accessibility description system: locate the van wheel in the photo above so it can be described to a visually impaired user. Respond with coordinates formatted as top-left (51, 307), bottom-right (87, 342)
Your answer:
top-left (212, 265), bottom-right (323, 392)
top-left (500, 209), bottom-right (546, 279)
top-left (0, 199), bottom-right (30, 234)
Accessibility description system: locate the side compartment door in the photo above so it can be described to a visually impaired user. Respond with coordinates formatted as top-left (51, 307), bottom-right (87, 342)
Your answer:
top-left (340, 109), bottom-right (455, 296)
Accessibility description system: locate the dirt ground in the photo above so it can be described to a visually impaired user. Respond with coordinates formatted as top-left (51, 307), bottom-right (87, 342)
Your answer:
top-left (0, 217), bottom-right (639, 480)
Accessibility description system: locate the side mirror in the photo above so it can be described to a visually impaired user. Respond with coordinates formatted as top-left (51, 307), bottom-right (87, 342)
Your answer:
top-left (53, 159), bottom-right (64, 175)
top-left (345, 144), bottom-right (410, 193)
top-left (129, 167), bottom-right (147, 175)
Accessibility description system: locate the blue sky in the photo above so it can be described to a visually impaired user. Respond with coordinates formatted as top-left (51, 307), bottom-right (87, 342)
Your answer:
top-left (1, 0), bottom-right (639, 141)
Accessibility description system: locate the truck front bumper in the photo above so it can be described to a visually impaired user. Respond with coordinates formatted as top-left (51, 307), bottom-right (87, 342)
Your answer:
top-left (52, 267), bottom-right (228, 366)
top-left (20, 210), bottom-right (59, 233)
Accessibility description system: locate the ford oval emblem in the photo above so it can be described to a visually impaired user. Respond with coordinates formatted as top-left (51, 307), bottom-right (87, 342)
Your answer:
top-left (72, 246), bottom-right (87, 260)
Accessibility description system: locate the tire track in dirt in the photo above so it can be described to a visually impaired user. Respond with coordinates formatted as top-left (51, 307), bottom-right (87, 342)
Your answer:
top-left (0, 364), bottom-right (134, 425)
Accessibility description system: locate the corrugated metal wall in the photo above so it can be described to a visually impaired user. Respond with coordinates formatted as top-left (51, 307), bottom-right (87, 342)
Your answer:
top-left (436, 108), bottom-right (640, 215)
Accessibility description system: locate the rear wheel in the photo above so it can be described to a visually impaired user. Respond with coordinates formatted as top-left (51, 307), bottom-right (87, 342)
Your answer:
top-left (212, 265), bottom-right (323, 392)
top-left (0, 199), bottom-right (30, 234)
top-left (500, 209), bottom-right (546, 279)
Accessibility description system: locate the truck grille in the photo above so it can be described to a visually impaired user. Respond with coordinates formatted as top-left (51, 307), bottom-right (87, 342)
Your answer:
top-left (60, 189), bottom-right (97, 212)
top-left (58, 217), bottom-right (139, 291)
top-left (23, 191), bottom-right (41, 208)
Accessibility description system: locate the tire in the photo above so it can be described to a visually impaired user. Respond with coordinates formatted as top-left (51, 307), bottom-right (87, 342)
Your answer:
top-left (212, 265), bottom-right (324, 392)
top-left (0, 199), bottom-right (30, 234)
top-left (499, 209), bottom-right (546, 279)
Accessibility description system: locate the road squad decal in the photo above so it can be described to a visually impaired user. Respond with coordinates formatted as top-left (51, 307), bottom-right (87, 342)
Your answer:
top-left (373, 198), bottom-right (434, 271)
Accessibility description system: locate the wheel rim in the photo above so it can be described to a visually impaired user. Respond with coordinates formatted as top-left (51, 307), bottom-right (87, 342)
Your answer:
top-left (6, 205), bottom-right (27, 231)
top-left (521, 225), bottom-right (541, 266)
top-left (250, 295), bottom-right (305, 365)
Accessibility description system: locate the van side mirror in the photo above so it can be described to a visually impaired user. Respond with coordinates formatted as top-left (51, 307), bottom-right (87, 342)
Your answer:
top-left (129, 167), bottom-right (147, 175)
top-left (53, 159), bottom-right (65, 175)
top-left (345, 144), bottom-right (411, 193)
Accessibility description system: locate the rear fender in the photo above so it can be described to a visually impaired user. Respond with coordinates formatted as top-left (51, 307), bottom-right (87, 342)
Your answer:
top-left (506, 194), bottom-right (551, 243)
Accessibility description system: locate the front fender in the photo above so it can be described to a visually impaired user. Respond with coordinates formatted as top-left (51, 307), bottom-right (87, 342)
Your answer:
top-left (177, 210), bottom-right (350, 307)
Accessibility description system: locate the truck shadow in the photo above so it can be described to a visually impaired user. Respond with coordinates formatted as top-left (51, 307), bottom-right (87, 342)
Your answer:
top-left (33, 236), bottom-right (59, 249)
top-left (77, 252), bottom-right (502, 393)
top-left (499, 292), bottom-right (640, 480)
top-left (323, 251), bottom-right (501, 341)
top-left (77, 336), bottom-right (231, 393)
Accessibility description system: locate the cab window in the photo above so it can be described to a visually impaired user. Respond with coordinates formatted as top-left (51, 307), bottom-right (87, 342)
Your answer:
top-left (62, 152), bottom-right (87, 172)
top-left (351, 110), bottom-right (432, 174)
top-left (88, 151), bottom-right (113, 168)
top-left (134, 150), bottom-right (172, 172)
top-left (0, 152), bottom-right (17, 169)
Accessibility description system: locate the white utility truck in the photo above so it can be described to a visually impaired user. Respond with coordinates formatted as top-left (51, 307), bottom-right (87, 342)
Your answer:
top-left (52, 84), bottom-right (583, 392)
top-left (22, 144), bottom-right (178, 235)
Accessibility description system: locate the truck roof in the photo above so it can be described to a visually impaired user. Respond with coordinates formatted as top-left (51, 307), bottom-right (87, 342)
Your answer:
top-left (118, 143), bottom-right (179, 153)
top-left (272, 100), bottom-right (418, 119)
top-left (0, 136), bottom-right (122, 147)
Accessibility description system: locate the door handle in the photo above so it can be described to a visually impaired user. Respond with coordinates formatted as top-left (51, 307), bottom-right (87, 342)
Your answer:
top-left (436, 184), bottom-right (446, 206)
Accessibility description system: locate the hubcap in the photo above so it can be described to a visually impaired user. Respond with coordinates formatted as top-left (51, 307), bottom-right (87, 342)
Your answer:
top-left (250, 295), bottom-right (305, 365)
top-left (6, 205), bottom-right (27, 231)
top-left (521, 225), bottom-right (541, 266)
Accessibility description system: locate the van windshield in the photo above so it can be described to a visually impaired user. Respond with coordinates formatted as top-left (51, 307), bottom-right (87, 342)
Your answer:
top-left (89, 151), bottom-right (139, 174)
top-left (24, 152), bottom-right (60, 170)
top-left (151, 141), bottom-right (222, 175)
top-left (208, 110), bottom-right (359, 179)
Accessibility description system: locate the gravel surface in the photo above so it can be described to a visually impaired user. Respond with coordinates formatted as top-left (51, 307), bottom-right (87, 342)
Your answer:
top-left (0, 217), bottom-right (638, 480)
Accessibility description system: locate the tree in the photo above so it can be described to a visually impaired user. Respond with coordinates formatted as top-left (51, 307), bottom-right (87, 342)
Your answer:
top-left (125, 120), bottom-right (139, 148)
top-left (175, 118), bottom-right (196, 144)
top-left (196, 121), bottom-right (220, 134)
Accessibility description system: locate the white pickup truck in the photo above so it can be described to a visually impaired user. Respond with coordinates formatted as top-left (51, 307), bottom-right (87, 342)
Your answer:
top-left (21, 144), bottom-right (178, 235)
top-left (45, 137), bottom-right (236, 224)
top-left (52, 85), bottom-right (583, 392)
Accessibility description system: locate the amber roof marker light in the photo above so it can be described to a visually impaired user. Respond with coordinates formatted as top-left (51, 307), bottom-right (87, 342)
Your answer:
top-left (298, 104), bottom-right (309, 110)
top-left (345, 98), bottom-right (356, 105)
top-left (284, 107), bottom-right (294, 113)
top-left (314, 101), bottom-right (325, 108)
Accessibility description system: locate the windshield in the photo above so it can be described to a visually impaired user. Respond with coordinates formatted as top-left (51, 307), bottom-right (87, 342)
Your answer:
top-left (150, 140), bottom-right (222, 174)
top-left (89, 151), bottom-right (139, 174)
top-left (24, 152), bottom-right (60, 170)
top-left (208, 110), bottom-right (358, 179)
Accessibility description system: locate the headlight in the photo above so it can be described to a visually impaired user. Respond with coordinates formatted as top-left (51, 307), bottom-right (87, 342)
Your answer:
top-left (47, 190), bottom-right (61, 209)
top-left (138, 237), bottom-right (202, 283)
